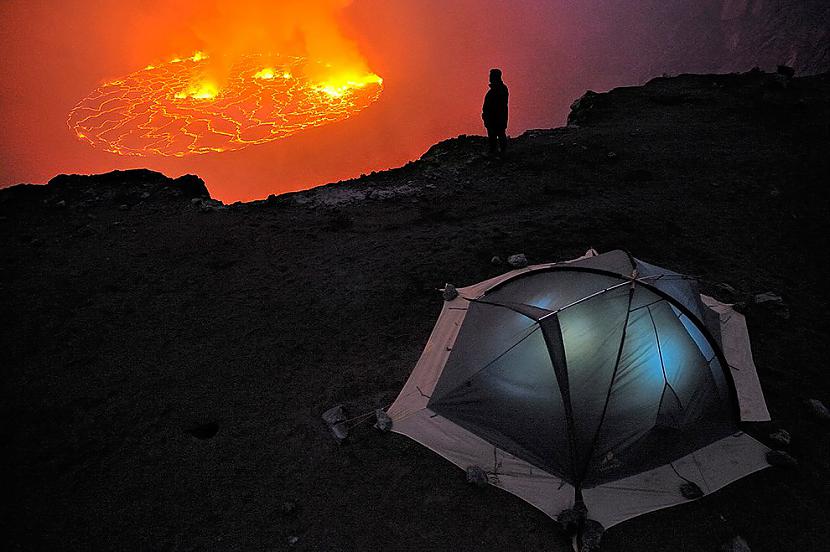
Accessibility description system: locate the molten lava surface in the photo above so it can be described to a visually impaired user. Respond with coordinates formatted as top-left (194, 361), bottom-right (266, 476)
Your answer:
top-left (67, 53), bottom-right (383, 157)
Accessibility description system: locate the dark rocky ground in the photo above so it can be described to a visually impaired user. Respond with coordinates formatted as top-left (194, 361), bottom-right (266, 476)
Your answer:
top-left (2, 69), bottom-right (829, 551)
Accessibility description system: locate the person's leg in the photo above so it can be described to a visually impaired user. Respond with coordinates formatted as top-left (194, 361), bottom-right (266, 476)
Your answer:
top-left (487, 127), bottom-right (498, 154)
top-left (498, 130), bottom-right (507, 155)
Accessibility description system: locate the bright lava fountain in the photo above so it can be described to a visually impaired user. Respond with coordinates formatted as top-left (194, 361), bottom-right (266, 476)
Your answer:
top-left (67, 53), bottom-right (383, 157)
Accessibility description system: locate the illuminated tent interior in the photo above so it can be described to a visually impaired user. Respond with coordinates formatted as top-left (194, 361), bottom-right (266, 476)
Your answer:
top-left (387, 249), bottom-right (771, 531)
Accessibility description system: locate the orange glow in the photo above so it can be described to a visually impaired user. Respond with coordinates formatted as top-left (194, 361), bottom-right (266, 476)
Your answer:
top-left (1, 1), bottom-right (599, 202)
top-left (253, 68), bottom-right (276, 80)
top-left (66, 2), bottom-right (385, 159)
top-left (67, 53), bottom-right (382, 157)
top-left (62, 0), bottom-right (387, 158)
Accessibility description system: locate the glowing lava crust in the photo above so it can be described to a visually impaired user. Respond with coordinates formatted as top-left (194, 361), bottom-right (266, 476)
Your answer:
top-left (67, 53), bottom-right (383, 157)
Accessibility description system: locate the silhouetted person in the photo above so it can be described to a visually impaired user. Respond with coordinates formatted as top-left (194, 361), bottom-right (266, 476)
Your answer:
top-left (482, 68), bottom-right (509, 156)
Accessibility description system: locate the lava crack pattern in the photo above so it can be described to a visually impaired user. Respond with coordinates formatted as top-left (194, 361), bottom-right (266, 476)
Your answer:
top-left (67, 54), bottom-right (383, 157)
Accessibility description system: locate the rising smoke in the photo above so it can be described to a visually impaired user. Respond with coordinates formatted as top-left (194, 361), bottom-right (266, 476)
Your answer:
top-left (140, 0), bottom-right (373, 86)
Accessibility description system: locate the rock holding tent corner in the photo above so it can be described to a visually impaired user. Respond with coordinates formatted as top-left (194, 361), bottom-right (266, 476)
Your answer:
top-left (581, 519), bottom-right (605, 552)
top-left (557, 507), bottom-right (586, 535)
top-left (442, 284), bottom-right (459, 301)
top-left (680, 481), bottom-right (704, 499)
top-left (465, 465), bottom-right (489, 487)
top-left (374, 409), bottom-right (393, 432)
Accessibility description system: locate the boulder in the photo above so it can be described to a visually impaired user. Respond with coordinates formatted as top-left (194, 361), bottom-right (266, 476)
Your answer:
top-left (567, 90), bottom-right (598, 126)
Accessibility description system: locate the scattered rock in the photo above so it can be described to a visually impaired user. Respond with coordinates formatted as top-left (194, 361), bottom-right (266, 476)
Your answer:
top-left (607, 151), bottom-right (617, 159)
top-left (491, 256), bottom-right (502, 266)
top-left (507, 253), bottom-right (528, 268)
top-left (680, 481), bottom-right (704, 499)
top-left (769, 187), bottom-right (780, 198)
top-left (442, 284), bottom-right (459, 301)
top-left (119, 204), bottom-right (129, 211)
top-left (752, 291), bottom-right (789, 318)
top-left (581, 519), bottom-right (604, 552)
top-left (186, 421), bottom-right (219, 440)
top-left (805, 398), bottom-right (830, 422)
top-left (287, 535), bottom-right (299, 545)
top-left (557, 507), bottom-right (586, 535)
top-left (374, 409), bottom-right (393, 432)
top-left (322, 405), bottom-right (349, 442)
top-left (192, 198), bottom-right (227, 213)
top-left (56, 200), bottom-right (66, 208)
top-left (720, 535), bottom-right (752, 552)
top-left (753, 291), bottom-right (783, 304)
top-left (768, 429), bottom-right (791, 447)
top-left (140, 192), bottom-right (151, 199)
top-left (766, 450), bottom-right (798, 468)
top-left (465, 465), bottom-right (489, 487)
top-left (715, 282), bottom-right (738, 300)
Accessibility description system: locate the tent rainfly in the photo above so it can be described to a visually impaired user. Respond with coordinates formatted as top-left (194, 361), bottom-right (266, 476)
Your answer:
top-left (386, 249), bottom-right (770, 532)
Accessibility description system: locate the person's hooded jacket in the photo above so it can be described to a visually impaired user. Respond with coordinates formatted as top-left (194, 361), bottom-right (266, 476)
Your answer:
top-left (482, 78), bottom-right (509, 130)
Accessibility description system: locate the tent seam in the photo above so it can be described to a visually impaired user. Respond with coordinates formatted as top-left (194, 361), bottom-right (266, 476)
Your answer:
top-left (577, 282), bottom-right (637, 488)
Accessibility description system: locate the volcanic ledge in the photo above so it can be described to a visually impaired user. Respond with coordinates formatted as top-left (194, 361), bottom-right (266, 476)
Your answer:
top-left (2, 70), bottom-right (829, 551)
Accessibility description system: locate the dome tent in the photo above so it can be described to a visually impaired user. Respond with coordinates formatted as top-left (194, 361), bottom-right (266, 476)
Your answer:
top-left (386, 249), bottom-right (770, 532)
